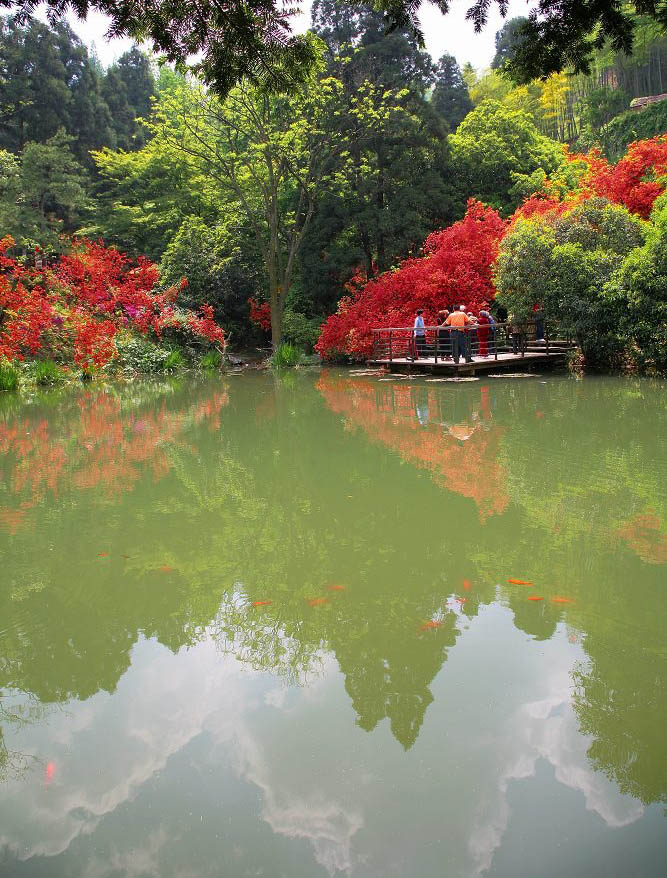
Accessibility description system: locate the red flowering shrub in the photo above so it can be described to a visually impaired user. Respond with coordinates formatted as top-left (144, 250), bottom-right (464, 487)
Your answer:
top-left (0, 237), bottom-right (224, 369)
top-left (579, 136), bottom-right (667, 220)
top-left (248, 297), bottom-right (272, 332)
top-left (316, 200), bottom-right (506, 360)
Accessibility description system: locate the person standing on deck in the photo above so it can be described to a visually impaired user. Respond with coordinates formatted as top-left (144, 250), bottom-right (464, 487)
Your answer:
top-left (477, 310), bottom-right (490, 357)
top-left (413, 309), bottom-right (426, 359)
top-left (437, 310), bottom-right (451, 359)
top-left (445, 306), bottom-right (472, 364)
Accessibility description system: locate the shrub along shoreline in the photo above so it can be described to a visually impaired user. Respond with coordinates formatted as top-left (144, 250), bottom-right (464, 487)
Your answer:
top-left (0, 236), bottom-right (226, 391)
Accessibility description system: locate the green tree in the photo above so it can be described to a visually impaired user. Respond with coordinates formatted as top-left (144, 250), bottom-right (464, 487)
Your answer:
top-left (103, 47), bottom-right (155, 151)
top-left (605, 194), bottom-right (667, 372)
top-left (0, 129), bottom-right (88, 249)
top-left (147, 66), bottom-right (350, 348)
top-left (160, 215), bottom-right (263, 341)
top-left (494, 197), bottom-right (647, 368)
top-left (431, 53), bottom-right (473, 131)
top-left (449, 100), bottom-right (564, 214)
top-left (491, 16), bottom-right (530, 71)
top-left (302, 1), bottom-right (453, 312)
top-left (0, 16), bottom-right (77, 151)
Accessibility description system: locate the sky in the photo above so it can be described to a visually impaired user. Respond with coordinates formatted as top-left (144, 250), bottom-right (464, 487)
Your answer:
top-left (57, 0), bottom-right (534, 71)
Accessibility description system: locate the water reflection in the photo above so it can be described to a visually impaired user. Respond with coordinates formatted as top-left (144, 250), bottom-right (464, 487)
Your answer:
top-left (0, 372), bottom-right (665, 876)
top-left (317, 374), bottom-right (509, 520)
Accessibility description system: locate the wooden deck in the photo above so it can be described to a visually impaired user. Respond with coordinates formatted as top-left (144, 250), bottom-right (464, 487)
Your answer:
top-left (370, 350), bottom-right (570, 375)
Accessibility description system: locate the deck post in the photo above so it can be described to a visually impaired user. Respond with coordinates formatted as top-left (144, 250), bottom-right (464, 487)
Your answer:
top-left (545, 322), bottom-right (550, 356)
top-left (389, 330), bottom-right (393, 363)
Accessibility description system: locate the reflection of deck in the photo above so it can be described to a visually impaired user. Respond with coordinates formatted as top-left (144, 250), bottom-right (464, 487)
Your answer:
top-left (370, 350), bottom-right (570, 375)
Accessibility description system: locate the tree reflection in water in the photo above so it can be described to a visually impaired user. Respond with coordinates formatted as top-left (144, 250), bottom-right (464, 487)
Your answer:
top-left (317, 373), bottom-right (509, 520)
top-left (0, 372), bottom-right (664, 808)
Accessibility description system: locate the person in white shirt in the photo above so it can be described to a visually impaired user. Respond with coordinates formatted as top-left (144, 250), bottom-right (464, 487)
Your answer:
top-left (413, 309), bottom-right (426, 359)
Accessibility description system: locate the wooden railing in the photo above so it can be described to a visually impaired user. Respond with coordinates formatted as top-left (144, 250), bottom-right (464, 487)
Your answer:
top-left (371, 319), bottom-right (573, 363)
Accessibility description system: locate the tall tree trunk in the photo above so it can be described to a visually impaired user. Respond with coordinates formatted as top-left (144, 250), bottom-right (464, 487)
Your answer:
top-left (270, 291), bottom-right (283, 350)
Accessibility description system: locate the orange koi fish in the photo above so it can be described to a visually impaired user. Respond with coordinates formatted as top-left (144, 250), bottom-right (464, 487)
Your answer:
top-left (551, 596), bottom-right (573, 604)
top-left (455, 597), bottom-right (467, 603)
top-left (463, 580), bottom-right (472, 591)
top-left (568, 634), bottom-right (578, 643)
top-left (308, 597), bottom-right (329, 607)
top-left (528, 595), bottom-right (544, 601)
top-left (252, 600), bottom-right (272, 607)
top-left (420, 620), bottom-right (443, 631)
top-left (327, 585), bottom-right (346, 591)
top-left (536, 411), bottom-right (545, 419)
top-left (508, 579), bottom-right (532, 585)
top-left (159, 565), bottom-right (174, 573)
top-left (45, 762), bottom-right (55, 785)
top-left (97, 552), bottom-right (109, 558)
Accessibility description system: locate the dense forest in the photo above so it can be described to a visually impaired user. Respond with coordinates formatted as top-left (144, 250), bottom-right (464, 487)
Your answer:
top-left (0, 3), bottom-right (666, 372)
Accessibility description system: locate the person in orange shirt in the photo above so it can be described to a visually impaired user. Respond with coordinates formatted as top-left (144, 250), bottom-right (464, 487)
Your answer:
top-left (445, 306), bottom-right (472, 363)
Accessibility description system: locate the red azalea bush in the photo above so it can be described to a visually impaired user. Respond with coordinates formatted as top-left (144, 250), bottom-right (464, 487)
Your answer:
top-left (248, 297), bottom-right (272, 332)
top-left (0, 237), bottom-right (225, 369)
top-left (578, 135), bottom-right (667, 220)
top-left (316, 200), bottom-right (507, 361)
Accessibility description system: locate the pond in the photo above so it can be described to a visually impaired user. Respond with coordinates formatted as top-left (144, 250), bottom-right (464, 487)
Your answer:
top-left (0, 370), bottom-right (665, 878)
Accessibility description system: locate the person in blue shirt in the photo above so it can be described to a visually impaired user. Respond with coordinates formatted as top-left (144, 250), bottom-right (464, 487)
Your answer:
top-left (413, 309), bottom-right (426, 359)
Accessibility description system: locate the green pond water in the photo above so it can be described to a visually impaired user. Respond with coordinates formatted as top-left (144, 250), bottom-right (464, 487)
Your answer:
top-left (0, 369), bottom-right (665, 878)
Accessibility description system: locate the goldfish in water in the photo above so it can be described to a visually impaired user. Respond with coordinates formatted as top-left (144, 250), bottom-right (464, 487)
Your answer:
top-left (508, 578), bottom-right (532, 585)
top-left (536, 411), bottom-right (545, 419)
top-left (420, 620), bottom-right (443, 631)
top-left (159, 565), bottom-right (174, 573)
top-left (568, 634), bottom-right (578, 643)
top-left (463, 580), bottom-right (472, 591)
top-left (308, 597), bottom-right (329, 607)
top-left (327, 585), bottom-right (346, 591)
top-left (252, 600), bottom-right (272, 607)
top-left (97, 552), bottom-right (109, 558)
top-left (551, 596), bottom-right (573, 604)
top-left (455, 597), bottom-right (467, 603)
top-left (45, 762), bottom-right (55, 785)
top-left (528, 595), bottom-right (544, 601)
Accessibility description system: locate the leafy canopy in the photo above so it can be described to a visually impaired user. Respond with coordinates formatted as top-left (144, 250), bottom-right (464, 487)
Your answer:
top-left (4, 1), bottom-right (665, 94)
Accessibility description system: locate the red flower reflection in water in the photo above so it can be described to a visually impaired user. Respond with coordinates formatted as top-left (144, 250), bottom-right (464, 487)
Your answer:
top-left (317, 373), bottom-right (509, 520)
top-left (0, 390), bottom-right (228, 533)
top-left (614, 511), bottom-right (667, 565)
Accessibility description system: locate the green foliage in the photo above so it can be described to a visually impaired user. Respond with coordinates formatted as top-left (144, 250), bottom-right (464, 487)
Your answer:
top-left (0, 130), bottom-right (88, 251)
top-left (0, 17), bottom-right (155, 167)
top-left (114, 332), bottom-right (175, 374)
top-left (604, 195), bottom-right (667, 372)
top-left (598, 101), bottom-right (667, 162)
top-left (281, 310), bottom-right (322, 353)
top-left (160, 215), bottom-right (261, 338)
top-left (302, 3), bottom-right (457, 314)
top-left (495, 198), bottom-right (649, 369)
top-left (29, 360), bottom-right (66, 385)
top-left (200, 350), bottom-right (222, 370)
top-left (491, 17), bottom-right (530, 71)
top-left (272, 342), bottom-right (302, 368)
top-left (0, 358), bottom-right (19, 391)
top-left (449, 101), bottom-right (564, 215)
top-left (431, 54), bottom-right (473, 131)
top-left (163, 348), bottom-right (185, 372)
top-left (576, 87), bottom-right (631, 133)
